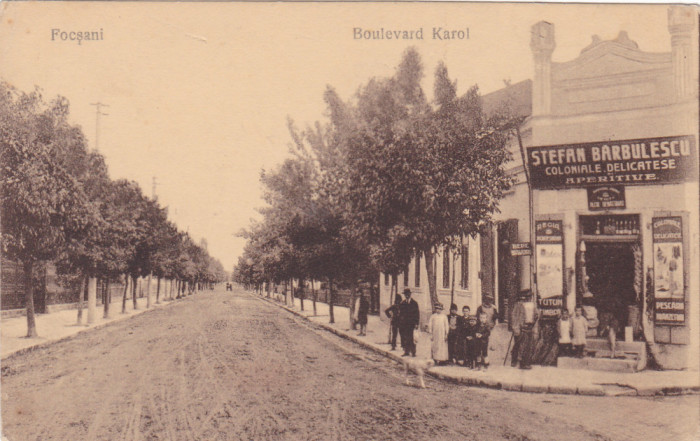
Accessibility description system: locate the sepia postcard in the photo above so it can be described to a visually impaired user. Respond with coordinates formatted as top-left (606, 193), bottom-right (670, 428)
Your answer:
top-left (0, 1), bottom-right (698, 440)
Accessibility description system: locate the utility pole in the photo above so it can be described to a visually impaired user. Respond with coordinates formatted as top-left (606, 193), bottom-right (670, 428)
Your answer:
top-left (152, 176), bottom-right (159, 201)
top-left (147, 176), bottom-right (159, 307)
top-left (90, 102), bottom-right (109, 152)
top-left (516, 125), bottom-right (536, 297)
top-left (86, 102), bottom-right (108, 322)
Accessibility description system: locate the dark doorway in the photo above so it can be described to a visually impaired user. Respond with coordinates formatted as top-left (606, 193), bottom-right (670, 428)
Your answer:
top-left (584, 241), bottom-right (638, 336)
top-left (497, 219), bottom-right (520, 322)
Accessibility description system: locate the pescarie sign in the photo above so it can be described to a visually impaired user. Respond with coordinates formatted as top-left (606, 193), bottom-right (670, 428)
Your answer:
top-left (527, 135), bottom-right (697, 189)
top-left (652, 217), bottom-right (685, 325)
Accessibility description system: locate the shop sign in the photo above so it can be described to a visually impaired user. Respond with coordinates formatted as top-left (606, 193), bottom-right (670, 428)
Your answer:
top-left (527, 135), bottom-right (697, 189)
top-left (509, 242), bottom-right (532, 256)
top-left (539, 296), bottom-right (563, 317)
top-left (652, 217), bottom-right (685, 325)
top-left (535, 220), bottom-right (564, 312)
top-left (587, 186), bottom-right (625, 210)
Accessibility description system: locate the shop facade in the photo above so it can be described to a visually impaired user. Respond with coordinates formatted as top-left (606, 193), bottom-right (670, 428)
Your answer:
top-left (527, 8), bottom-right (699, 369)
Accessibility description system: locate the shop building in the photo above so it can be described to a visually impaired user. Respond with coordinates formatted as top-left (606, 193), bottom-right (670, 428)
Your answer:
top-left (527, 7), bottom-right (698, 370)
top-left (380, 7), bottom-right (698, 370)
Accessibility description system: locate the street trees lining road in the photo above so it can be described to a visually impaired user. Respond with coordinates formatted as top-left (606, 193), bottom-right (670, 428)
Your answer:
top-left (0, 82), bottom-right (227, 336)
top-left (235, 48), bottom-right (516, 313)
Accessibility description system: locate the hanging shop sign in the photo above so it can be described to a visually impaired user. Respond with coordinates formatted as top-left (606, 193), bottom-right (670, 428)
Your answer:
top-left (652, 217), bottom-right (685, 325)
top-left (509, 242), bottom-right (532, 256)
top-left (527, 135), bottom-right (697, 189)
top-left (535, 220), bottom-right (564, 316)
top-left (587, 185), bottom-right (626, 210)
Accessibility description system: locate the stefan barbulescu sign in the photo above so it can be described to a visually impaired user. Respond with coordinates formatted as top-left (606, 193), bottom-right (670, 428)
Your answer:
top-left (527, 135), bottom-right (697, 189)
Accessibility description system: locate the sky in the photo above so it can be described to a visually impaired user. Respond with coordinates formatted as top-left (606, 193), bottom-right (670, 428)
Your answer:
top-left (0, 2), bottom-right (673, 270)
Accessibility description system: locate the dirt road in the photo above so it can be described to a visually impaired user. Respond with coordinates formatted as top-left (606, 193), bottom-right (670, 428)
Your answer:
top-left (2, 288), bottom-right (697, 440)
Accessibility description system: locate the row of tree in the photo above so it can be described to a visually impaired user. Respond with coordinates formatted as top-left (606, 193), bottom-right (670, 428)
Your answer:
top-left (0, 82), bottom-right (227, 337)
top-left (234, 48), bottom-right (518, 322)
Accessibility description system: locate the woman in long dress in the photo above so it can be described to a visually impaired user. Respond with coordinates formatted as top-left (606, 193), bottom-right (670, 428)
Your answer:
top-left (429, 303), bottom-right (449, 364)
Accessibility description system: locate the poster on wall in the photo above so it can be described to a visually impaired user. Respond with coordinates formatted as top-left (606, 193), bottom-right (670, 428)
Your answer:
top-left (535, 221), bottom-right (564, 316)
top-left (652, 217), bottom-right (685, 325)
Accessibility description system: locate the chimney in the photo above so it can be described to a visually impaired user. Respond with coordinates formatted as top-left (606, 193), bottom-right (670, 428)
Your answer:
top-left (530, 21), bottom-right (556, 116)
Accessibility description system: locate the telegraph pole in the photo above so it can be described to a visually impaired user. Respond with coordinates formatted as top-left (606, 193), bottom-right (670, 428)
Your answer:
top-left (86, 101), bottom-right (108, 323)
top-left (90, 102), bottom-right (109, 152)
top-left (152, 176), bottom-right (159, 201)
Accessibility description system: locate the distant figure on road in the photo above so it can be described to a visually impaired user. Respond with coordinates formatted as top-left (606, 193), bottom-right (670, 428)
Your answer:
top-left (357, 291), bottom-right (369, 336)
top-left (429, 303), bottom-right (449, 365)
top-left (398, 289), bottom-right (419, 357)
top-left (385, 294), bottom-right (402, 350)
top-left (225, 282), bottom-right (232, 291)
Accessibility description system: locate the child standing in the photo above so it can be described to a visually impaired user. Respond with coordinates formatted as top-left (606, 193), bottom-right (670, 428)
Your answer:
top-left (558, 309), bottom-right (573, 357)
top-left (429, 303), bottom-right (449, 365)
top-left (447, 304), bottom-right (459, 364)
top-left (464, 314), bottom-right (478, 369)
top-left (474, 311), bottom-right (492, 370)
top-left (572, 306), bottom-right (589, 358)
top-left (456, 306), bottom-right (471, 366)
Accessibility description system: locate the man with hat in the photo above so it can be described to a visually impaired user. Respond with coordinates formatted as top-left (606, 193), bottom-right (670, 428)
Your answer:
top-left (398, 288), bottom-right (420, 357)
top-left (510, 289), bottom-right (538, 369)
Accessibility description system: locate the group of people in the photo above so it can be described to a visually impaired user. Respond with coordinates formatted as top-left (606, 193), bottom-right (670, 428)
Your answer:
top-left (432, 301), bottom-right (498, 370)
top-left (384, 289), bottom-right (420, 356)
top-left (556, 306), bottom-right (590, 358)
top-left (385, 288), bottom-right (498, 370)
top-left (385, 288), bottom-right (613, 371)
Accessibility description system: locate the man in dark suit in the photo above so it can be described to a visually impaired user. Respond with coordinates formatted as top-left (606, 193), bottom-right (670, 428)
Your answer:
top-left (398, 288), bottom-right (420, 356)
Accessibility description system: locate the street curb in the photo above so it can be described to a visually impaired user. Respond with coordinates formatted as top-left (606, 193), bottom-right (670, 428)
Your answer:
top-left (256, 293), bottom-right (700, 397)
top-left (1, 297), bottom-right (186, 361)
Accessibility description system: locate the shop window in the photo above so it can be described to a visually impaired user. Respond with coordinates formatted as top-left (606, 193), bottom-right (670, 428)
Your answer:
top-left (442, 247), bottom-right (450, 288)
top-left (460, 242), bottom-right (469, 289)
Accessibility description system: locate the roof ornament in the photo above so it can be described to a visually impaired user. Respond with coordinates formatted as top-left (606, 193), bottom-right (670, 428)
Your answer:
top-left (613, 31), bottom-right (638, 49)
top-left (580, 31), bottom-right (638, 54)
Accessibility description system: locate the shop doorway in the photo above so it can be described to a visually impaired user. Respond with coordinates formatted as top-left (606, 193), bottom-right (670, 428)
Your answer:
top-left (583, 241), bottom-right (642, 339)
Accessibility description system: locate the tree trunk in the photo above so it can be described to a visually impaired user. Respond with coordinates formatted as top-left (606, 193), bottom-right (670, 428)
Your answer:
top-left (103, 279), bottom-right (111, 319)
top-left (156, 277), bottom-right (161, 304)
top-left (311, 280), bottom-right (317, 316)
top-left (328, 278), bottom-right (335, 324)
top-left (299, 278), bottom-right (305, 311)
top-left (450, 245), bottom-right (457, 308)
top-left (122, 274), bottom-right (129, 313)
top-left (77, 274), bottom-right (88, 324)
top-left (423, 247), bottom-right (439, 313)
top-left (289, 279), bottom-right (295, 307)
top-left (23, 260), bottom-right (38, 338)
top-left (146, 274), bottom-right (152, 308)
top-left (132, 275), bottom-right (139, 310)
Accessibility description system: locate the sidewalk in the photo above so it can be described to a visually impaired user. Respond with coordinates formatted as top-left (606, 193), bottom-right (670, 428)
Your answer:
top-left (260, 293), bottom-right (700, 397)
top-left (1, 295), bottom-right (180, 359)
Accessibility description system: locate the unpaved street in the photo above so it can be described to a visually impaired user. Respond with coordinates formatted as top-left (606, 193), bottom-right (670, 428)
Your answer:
top-left (2, 288), bottom-right (697, 440)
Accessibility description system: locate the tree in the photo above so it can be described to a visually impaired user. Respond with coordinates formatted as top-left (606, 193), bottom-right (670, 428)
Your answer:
top-left (317, 51), bottom-right (514, 311)
top-left (1, 84), bottom-right (92, 337)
